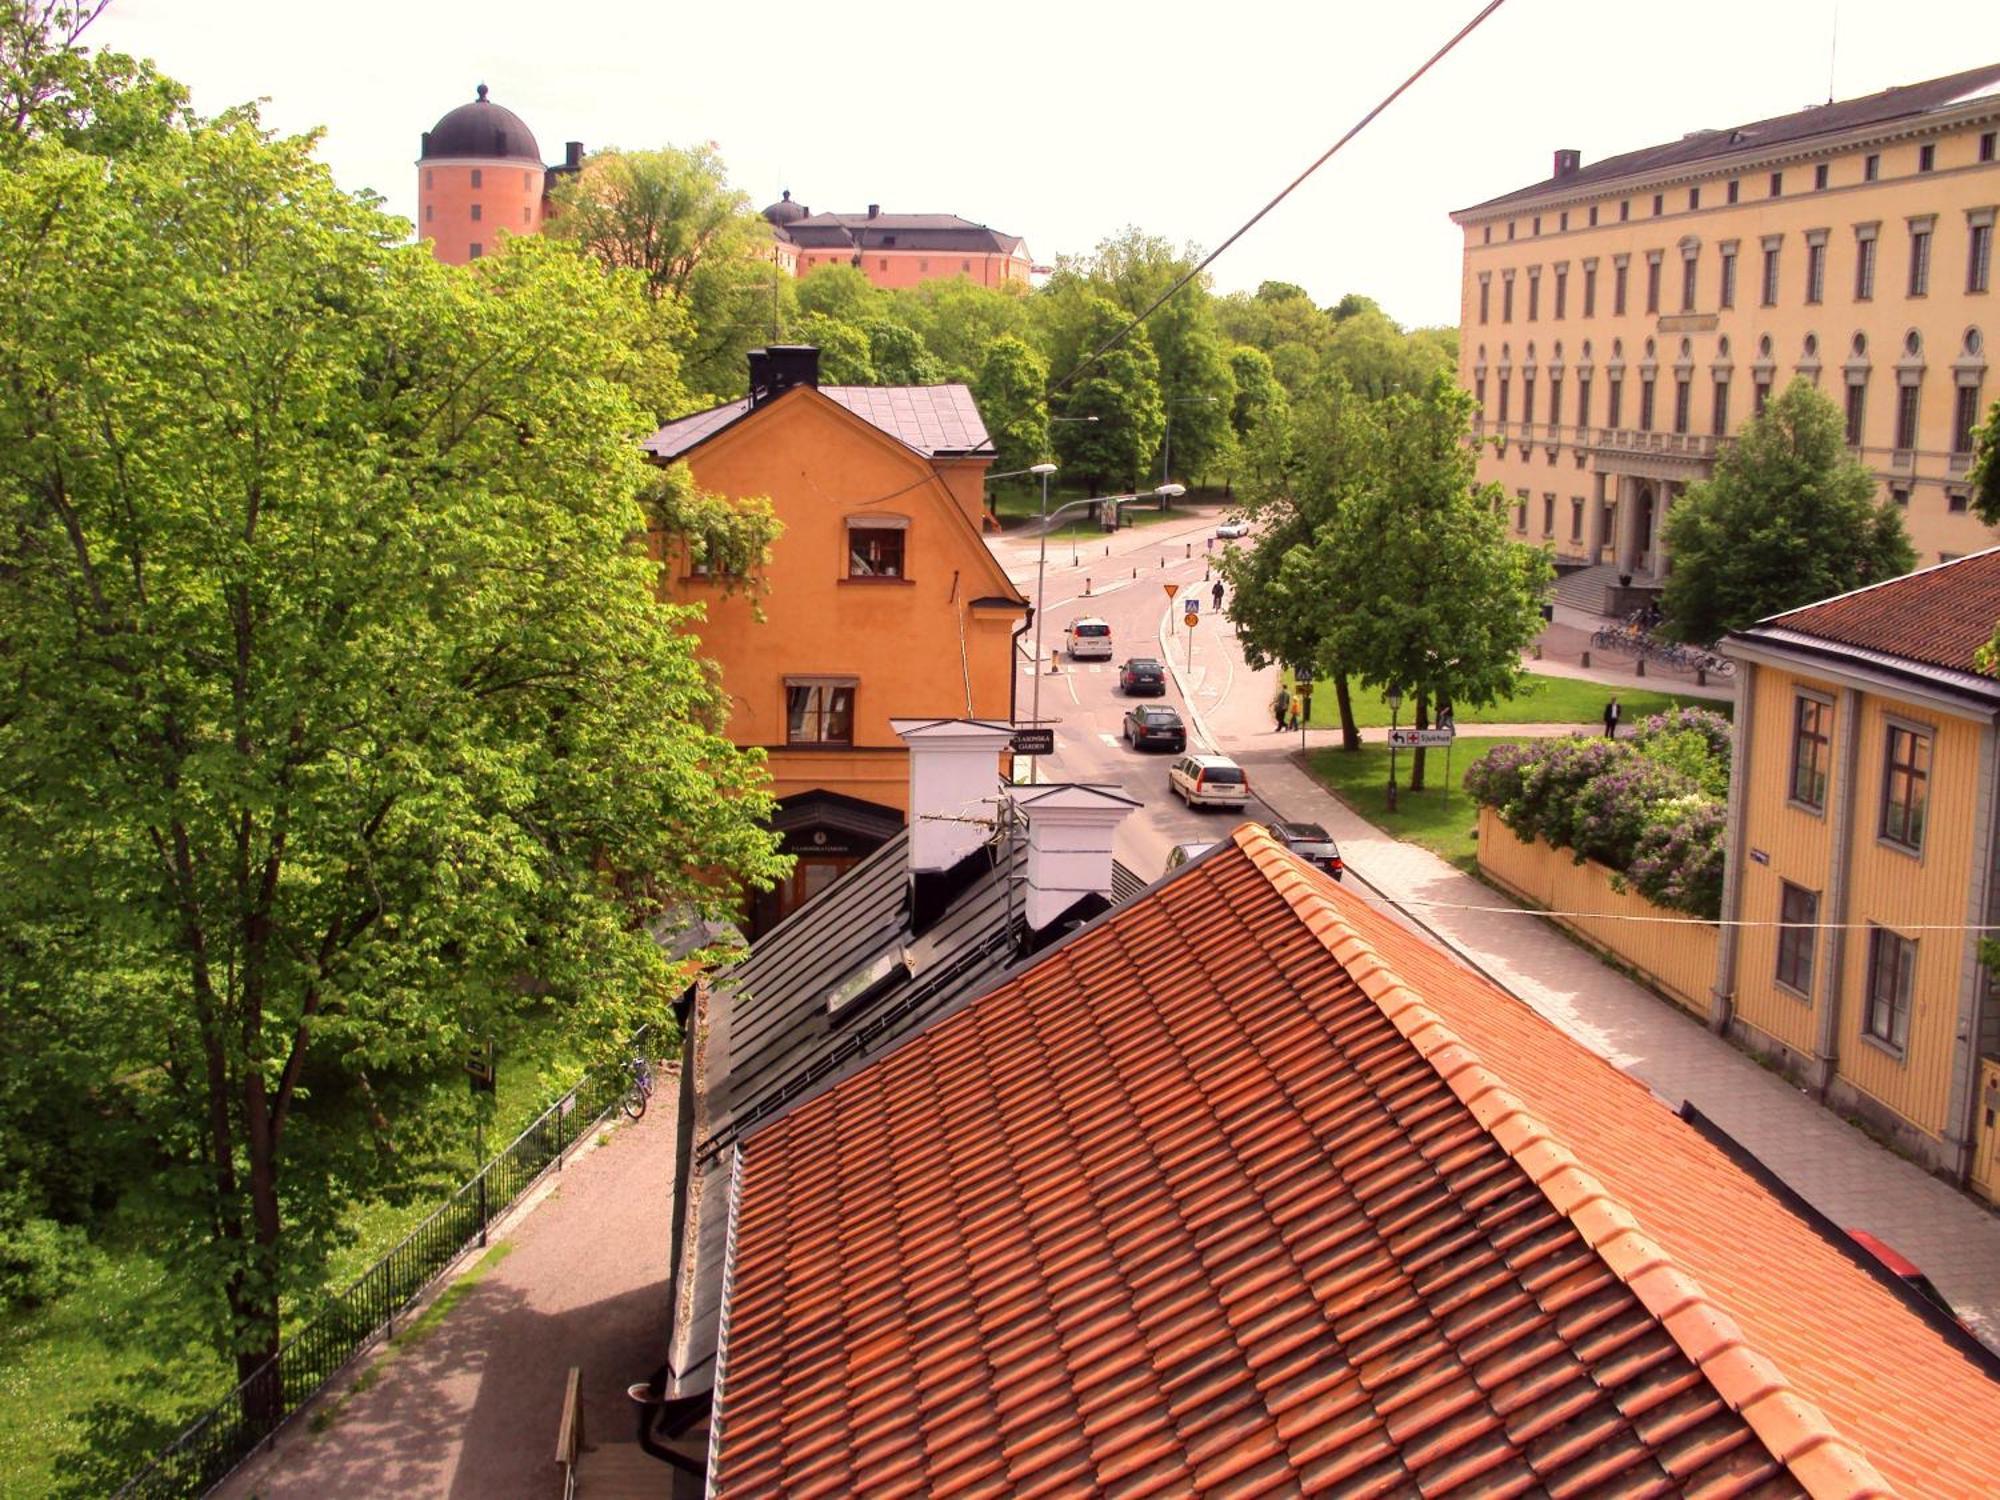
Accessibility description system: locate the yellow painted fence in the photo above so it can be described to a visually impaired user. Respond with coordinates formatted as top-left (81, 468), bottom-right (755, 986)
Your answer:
top-left (1476, 806), bottom-right (1718, 1019)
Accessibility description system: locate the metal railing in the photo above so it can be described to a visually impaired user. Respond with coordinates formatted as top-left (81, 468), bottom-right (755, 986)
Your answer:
top-left (113, 1027), bottom-right (651, 1500)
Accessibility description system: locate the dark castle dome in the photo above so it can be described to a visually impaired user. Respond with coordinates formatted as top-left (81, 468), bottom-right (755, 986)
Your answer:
top-left (763, 189), bottom-right (809, 225)
top-left (421, 84), bottom-right (542, 164)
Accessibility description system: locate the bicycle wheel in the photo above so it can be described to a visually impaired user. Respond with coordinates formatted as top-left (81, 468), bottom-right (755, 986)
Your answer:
top-left (622, 1082), bottom-right (648, 1121)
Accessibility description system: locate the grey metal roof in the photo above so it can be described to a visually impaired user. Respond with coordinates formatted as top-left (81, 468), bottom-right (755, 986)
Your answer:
top-left (643, 384), bottom-right (993, 463)
top-left (1456, 63), bottom-right (2000, 217)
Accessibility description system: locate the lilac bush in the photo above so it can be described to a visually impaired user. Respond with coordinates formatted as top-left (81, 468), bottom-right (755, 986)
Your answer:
top-left (1632, 707), bottom-right (1732, 776)
top-left (1571, 757), bottom-right (1698, 868)
top-left (1625, 798), bottom-right (1726, 917)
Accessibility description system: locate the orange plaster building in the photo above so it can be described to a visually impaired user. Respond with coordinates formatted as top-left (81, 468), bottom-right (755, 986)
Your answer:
top-left (416, 85), bottom-right (582, 266)
top-left (762, 192), bottom-right (1035, 289)
top-left (644, 347), bottom-right (1028, 931)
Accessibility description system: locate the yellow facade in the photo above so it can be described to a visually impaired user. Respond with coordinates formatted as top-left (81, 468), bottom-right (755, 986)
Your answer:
top-left (1718, 642), bottom-right (1998, 1175)
top-left (1453, 87), bottom-right (2000, 592)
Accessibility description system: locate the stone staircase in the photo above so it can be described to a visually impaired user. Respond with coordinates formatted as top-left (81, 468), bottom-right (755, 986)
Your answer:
top-left (1551, 562), bottom-right (1625, 618)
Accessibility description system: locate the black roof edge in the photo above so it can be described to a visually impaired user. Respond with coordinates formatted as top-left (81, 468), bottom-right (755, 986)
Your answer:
top-left (1676, 1102), bottom-right (2000, 1378)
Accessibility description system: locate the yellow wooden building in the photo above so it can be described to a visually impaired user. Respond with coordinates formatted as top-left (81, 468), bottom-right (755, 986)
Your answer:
top-left (1714, 550), bottom-right (2000, 1195)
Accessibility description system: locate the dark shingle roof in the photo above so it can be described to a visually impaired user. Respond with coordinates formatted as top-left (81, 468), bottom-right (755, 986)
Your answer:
top-left (708, 826), bottom-right (2000, 1497)
top-left (1457, 63), bottom-right (2000, 216)
top-left (1739, 548), bottom-right (2000, 684)
top-left (642, 384), bottom-right (993, 463)
top-left (420, 85), bottom-right (542, 164)
top-left (776, 212), bottom-right (1024, 256)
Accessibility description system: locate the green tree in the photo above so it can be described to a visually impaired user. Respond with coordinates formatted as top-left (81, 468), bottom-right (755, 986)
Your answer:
top-left (793, 263), bottom-right (883, 325)
top-left (1659, 379), bottom-right (1915, 643)
top-left (862, 317), bottom-right (945, 385)
top-left (890, 276), bottom-right (1030, 383)
top-left (1970, 394), bottom-right (2000, 528)
top-left (1034, 283), bottom-right (1165, 493)
top-left (0, 0), bottom-right (185, 160)
top-left (790, 310), bottom-right (874, 383)
top-left (545, 144), bottom-right (790, 399)
top-left (1323, 377), bottom-right (1550, 788)
top-left (1321, 307), bottom-right (1454, 400)
top-left (973, 335), bottom-right (1050, 475)
top-left (0, 117), bottom-right (786, 1404)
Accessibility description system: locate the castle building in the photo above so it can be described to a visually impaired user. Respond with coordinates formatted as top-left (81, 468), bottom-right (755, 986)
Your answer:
top-left (416, 85), bottom-right (581, 266)
top-left (1451, 65), bottom-right (2000, 616)
top-left (760, 192), bottom-right (1035, 289)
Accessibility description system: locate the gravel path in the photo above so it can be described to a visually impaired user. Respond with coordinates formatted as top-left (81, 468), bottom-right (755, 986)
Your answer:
top-left (219, 1081), bottom-right (677, 1499)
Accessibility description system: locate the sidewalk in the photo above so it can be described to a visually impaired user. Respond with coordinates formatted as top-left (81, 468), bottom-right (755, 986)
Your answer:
top-left (219, 1086), bottom-right (678, 1500)
top-left (1218, 737), bottom-right (2000, 1348)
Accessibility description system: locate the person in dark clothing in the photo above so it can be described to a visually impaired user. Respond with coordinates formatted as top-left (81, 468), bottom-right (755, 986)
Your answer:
top-left (1211, 580), bottom-right (1224, 612)
top-left (1274, 686), bottom-right (1292, 731)
top-left (1604, 697), bottom-right (1622, 738)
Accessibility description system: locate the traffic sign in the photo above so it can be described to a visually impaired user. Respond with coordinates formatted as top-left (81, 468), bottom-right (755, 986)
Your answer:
top-left (1183, 596), bottom-right (1199, 613)
top-left (1163, 582), bottom-right (1180, 599)
top-left (1183, 611), bottom-right (1199, 628)
top-left (1387, 727), bottom-right (1456, 749)
top-left (1010, 727), bottom-right (1055, 756)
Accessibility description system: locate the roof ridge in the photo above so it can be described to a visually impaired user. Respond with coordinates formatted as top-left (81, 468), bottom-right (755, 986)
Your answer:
top-left (1757, 544), bottom-right (2000, 626)
top-left (1230, 825), bottom-right (1897, 1500)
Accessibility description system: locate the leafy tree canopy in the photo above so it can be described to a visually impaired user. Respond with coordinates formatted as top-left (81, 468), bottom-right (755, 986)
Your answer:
top-left (973, 334), bottom-right (1050, 476)
top-left (1659, 378), bottom-right (1915, 643)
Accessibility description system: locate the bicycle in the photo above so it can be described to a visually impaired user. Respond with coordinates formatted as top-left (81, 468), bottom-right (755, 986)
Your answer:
top-left (622, 1055), bottom-right (655, 1120)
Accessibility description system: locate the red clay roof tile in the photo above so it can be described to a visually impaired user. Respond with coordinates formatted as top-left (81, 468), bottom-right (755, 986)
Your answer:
top-left (710, 827), bottom-right (1998, 1497)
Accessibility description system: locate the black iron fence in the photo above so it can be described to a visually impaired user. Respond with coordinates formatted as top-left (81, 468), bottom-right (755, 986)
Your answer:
top-left (113, 1028), bottom-right (650, 1500)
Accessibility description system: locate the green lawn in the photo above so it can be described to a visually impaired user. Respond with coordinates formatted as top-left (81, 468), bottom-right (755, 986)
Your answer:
top-left (0, 1003), bottom-right (606, 1497)
top-left (990, 482), bottom-right (1226, 540)
top-left (1305, 738), bottom-right (1530, 873)
top-left (1289, 672), bottom-right (1730, 730)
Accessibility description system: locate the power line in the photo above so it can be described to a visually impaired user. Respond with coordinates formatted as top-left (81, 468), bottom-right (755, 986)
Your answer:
top-left (1049, 0), bottom-right (1513, 393)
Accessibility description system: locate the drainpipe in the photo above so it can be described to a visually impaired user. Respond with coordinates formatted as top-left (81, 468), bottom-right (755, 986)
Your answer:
top-left (1943, 717), bottom-right (2000, 1181)
top-left (1710, 658), bottom-right (1757, 1031)
top-left (1812, 686), bottom-right (1863, 1096)
top-left (1008, 609), bottom-right (1032, 726)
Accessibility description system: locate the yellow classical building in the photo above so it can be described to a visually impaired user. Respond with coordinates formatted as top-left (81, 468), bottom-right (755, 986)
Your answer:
top-left (1714, 551), bottom-right (2000, 1195)
top-left (1452, 65), bottom-right (2000, 614)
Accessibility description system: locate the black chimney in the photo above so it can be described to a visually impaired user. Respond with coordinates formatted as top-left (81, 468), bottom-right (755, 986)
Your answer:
top-left (565, 141), bottom-right (584, 169)
top-left (867, 203), bottom-right (880, 219)
top-left (1553, 148), bottom-right (1582, 178)
top-left (421, 130), bottom-right (431, 156)
top-left (747, 345), bottom-right (821, 407)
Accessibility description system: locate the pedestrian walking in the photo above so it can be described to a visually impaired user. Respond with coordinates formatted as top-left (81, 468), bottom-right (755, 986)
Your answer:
top-left (1603, 696), bottom-right (1622, 738)
top-left (1288, 700), bottom-right (1303, 733)
top-left (1274, 686), bottom-right (1292, 732)
top-left (1211, 580), bottom-right (1224, 612)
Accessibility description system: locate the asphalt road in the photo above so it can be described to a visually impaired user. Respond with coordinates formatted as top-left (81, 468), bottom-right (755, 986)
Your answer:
top-left (991, 506), bottom-right (1285, 881)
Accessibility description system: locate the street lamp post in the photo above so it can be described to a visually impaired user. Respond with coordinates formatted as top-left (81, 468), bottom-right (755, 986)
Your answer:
top-left (1162, 395), bottom-right (1219, 496)
top-left (1386, 687), bottom-right (1404, 813)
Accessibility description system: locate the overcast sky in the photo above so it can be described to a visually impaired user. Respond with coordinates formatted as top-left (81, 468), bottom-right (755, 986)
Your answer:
top-left (93, 0), bottom-right (1999, 329)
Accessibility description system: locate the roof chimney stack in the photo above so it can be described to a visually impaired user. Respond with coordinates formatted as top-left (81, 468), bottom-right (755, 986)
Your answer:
top-left (746, 345), bottom-right (822, 408)
top-left (1014, 784), bottom-right (1139, 932)
top-left (565, 141), bottom-right (584, 169)
top-left (892, 719), bottom-right (1016, 932)
top-left (1553, 148), bottom-right (1581, 179)
top-left (867, 203), bottom-right (880, 219)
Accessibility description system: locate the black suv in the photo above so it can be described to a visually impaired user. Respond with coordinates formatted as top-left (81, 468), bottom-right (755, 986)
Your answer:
top-left (1119, 657), bottom-right (1167, 695)
top-left (1122, 704), bottom-right (1186, 752)
top-left (1268, 821), bottom-right (1343, 880)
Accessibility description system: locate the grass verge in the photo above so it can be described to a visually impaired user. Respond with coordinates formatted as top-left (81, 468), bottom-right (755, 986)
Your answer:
top-left (1289, 673), bottom-right (1728, 731)
top-left (1304, 738), bottom-right (1533, 873)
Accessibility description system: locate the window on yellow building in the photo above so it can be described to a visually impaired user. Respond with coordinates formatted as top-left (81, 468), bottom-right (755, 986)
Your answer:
top-left (1805, 236), bottom-right (1827, 304)
top-left (1541, 493), bottom-right (1555, 535)
top-left (1776, 882), bottom-right (1819, 997)
top-left (1955, 380), bottom-right (1986, 455)
top-left (1855, 233), bottom-right (1877, 300)
top-left (1770, 171), bottom-right (1784, 197)
top-left (1814, 163), bottom-right (1829, 191)
top-left (1719, 244), bottom-right (1737, 308)
top-left (1844, 379), bottom-right (1866, 446)
top-left (1503, 275), bottom-right (1515, 322)
top-left (1646, 254), bottom-right (1662, 314)
top-left (847, 520), bottom-right (907, 579)
top-left (1863, 926), bottom-right (1915, 1051)
top-left (1479, 278), bottom-right (1491, 324)
top-left (1528, 271), bottom-right (1540, 321)
top-left (1970, 214), bottom-right (1994, 295)
top-left (1639, 377), bottom-right (1655, 431)
top-left (786, 680), bottom-right (856, 747)
top-left (1583, 262), bottom-right (1597, 316)
top-left (1554, 265), bottom-right (1567, 319)
top-left (1674, 378), bottom-right (1691, 434)
top-left (1864, 153), bottom-right (1880, 182)
top-left (1727, 179), bottom-right (1740, 204)
top-left (1614, 262), bottom-right (1628, 315)
top-left (1918, 143), bottom-right (1936, 173)
top-left (1895, 381), bottom-right (1920, 451)
top-left (1790, 695), bottom-right (1831, 809)
top-left (1880, 722), bottom-right (1930, 851)
top-left (1577, 375), bottom-right (1591, 426)
top-left (1712, 378), bottom-right (1729, 436)
top-left (1909, 221), bottom-right (1933, 296)
top-left (1607, 374), bottom-right (1623, 427)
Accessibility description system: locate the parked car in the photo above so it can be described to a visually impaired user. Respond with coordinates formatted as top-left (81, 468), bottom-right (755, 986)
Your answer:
top-left (1169, 753), bottom-right (1250, 809)
top-left (1119, 657), bottom-right (1167, 695)
top-left (1065, 616), bottom-right (1113, 660)
top-left (1163, 841), bottom-right (1216, 876)
top-left (1123, 704), bottom-right (1187, 753)
top-left (1268, 820), bottom-right (1343, 880)
top-left (1215, 517), bottom-right (1250, 539)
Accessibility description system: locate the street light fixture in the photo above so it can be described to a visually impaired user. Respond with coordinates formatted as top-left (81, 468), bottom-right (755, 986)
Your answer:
top-left (1024, 482), bottom-right (1180, 784)
top-left (1385, 687), bottom-right (1405, 813)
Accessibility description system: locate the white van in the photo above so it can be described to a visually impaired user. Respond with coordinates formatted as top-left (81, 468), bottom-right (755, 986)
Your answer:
top-left (1065, 617), bottom-right (1113, 660)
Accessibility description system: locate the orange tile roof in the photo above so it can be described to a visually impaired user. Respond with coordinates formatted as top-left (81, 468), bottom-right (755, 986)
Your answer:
top-left (710, 828), bottom-right (2000, 1497)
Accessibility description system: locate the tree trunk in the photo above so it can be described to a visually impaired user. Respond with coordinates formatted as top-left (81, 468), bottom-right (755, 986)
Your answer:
top-left (1335, 673), bottom-right (1361, 752)
top-left (230, 1100), bottom-right (286, 1429)
top-left (1410, 689), bottom-right (1430, 792)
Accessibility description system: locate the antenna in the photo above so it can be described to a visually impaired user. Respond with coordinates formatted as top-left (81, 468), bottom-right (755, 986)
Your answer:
top-left (1827, 0), bottom-right (1839, 105)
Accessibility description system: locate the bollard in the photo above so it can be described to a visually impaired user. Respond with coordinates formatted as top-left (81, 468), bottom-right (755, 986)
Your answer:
top-left (1581, 650), bottom-right (1591, 668)
top-left (1049, 650), bottom-right (1060, 675)
top-left (1185, 543), bottom-right (1192, 559)
top-left (1636, 657), bottom-right (1646, 677)
top-left (1132, 567), bottom-right (1137, 579)
top-left (1697, 668), bottom-right (1707, 686)
top-left (1084, 577), bottom-right (1092, 595)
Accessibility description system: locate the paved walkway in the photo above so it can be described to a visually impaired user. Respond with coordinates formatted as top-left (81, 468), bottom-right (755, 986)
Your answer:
top-left (1217, 733), bottom-right (2000, 1347)
top-left (219, 1085), bottom-right (678, 1500)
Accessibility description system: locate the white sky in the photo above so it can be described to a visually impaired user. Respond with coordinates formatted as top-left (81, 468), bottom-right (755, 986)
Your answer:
top-left (93, 0), bottom-right (2000, 330)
